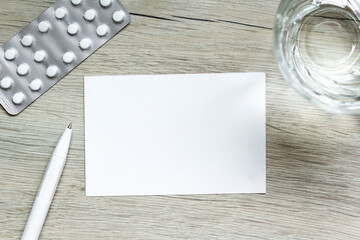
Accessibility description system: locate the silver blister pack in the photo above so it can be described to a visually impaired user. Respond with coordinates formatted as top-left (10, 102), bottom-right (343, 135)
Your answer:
top-left (0, 0), bottom-right (130, 115)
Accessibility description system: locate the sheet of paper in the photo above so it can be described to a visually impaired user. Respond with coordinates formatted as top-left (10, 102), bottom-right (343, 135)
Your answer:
top-left (84, 73), bottom-right (266, 196)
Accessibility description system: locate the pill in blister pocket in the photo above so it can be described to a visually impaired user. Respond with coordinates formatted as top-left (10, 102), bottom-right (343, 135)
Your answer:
top-left (38, 21), bottom-right (51, 33)
top-left (0, 0), bottom-right (130, 115)
top-left (55, 7), bottom-right (67, 19)
top-left (17, 63), bottom-right (30, 76)
top-left (4, 49), bottom-right (17, 61)
top-left (84, 9), bottom-right (96, 21)
top-left (71, 0), bottom-right (82, 6)
top-left (12, 92), bottom-right (25, 105)
top-left (113, 11), bottom-right (125, 23)
top-left (46, 66), bottom-right (58, 78)
top-left (34, 50), bottom-right (46, 62)
top-left (100, 0), bottom-right (113, 8)
top-left (29, 79), bottom-right (42, 91)
top-left (96, 24), bottom-right (108, 37)
top-left (21, 35), bottom-right (33, 47)
top-left (80, 38), bottom-right (92, 50)
top-left (0, 77), bottom-right (13, 89)
top-left (67, 23), bottom-right (79, 35)
top-left (63, 51), bottom-right (75, 64)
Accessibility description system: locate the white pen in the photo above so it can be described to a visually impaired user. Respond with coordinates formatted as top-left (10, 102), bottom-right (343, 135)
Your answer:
top-left (21, 124), bottom-right (73, 240)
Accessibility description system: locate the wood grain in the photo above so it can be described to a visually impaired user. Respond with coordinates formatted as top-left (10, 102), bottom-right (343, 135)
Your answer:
top-left (0, 0), bottom-right (359, 239)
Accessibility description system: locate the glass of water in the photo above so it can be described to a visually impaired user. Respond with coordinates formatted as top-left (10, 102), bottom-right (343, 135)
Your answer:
top-left (274, 0), bottom-right (360, 114)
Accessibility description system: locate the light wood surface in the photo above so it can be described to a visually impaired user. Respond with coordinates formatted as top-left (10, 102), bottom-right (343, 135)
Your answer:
top-left (1, 0), bottom-right (359, 239)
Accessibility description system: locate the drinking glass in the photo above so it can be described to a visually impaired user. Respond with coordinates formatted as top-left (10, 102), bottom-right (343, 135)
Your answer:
top-left (274, 0), bottom-right (360, 114)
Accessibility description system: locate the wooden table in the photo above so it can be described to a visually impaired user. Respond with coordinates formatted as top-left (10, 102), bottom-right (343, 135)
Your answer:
top-left (0, 0), bottom-right (359, 239)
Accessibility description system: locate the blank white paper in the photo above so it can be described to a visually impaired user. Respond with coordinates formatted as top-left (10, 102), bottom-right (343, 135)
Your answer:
top-left (84, 73), bottom-right (266, 196)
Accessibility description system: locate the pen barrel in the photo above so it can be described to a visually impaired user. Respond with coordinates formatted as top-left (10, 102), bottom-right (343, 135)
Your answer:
top-left (21, 127), bottom-right (72, 240)
top-left (37, 154), bottom-right (67, 202)
top-left (21, 197), bottom-right (51, 240)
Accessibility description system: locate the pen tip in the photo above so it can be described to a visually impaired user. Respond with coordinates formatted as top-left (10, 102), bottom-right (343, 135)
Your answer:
top-left (68, 123), bottom-right (72, 129)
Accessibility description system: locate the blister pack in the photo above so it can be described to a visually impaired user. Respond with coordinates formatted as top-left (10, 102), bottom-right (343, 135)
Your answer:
top-left (0, 0), bottom-right (130, 115)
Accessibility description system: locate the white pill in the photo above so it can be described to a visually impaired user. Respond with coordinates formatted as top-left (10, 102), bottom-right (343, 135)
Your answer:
top-left (4, 49), bottom-right (17, 61)
top-left (113, 10), bottom-right (125, 23)
top-left (63, 51), bottom-right (75, 64)
top-left (67, 23), bottom-right (79, 35)
top-left (21, 35), bottom-right (33, 47)
top-left (71, 0), bottom-right (82, 5)
top-left (38, 21), bottom-right (50, 33)
top-left (100, 0), bottom-right (112, 7)
top-left (29, 79), bottom-right (42, 91)
top-left (17, 63), bottom-right (30, 76)
top-left (79, 38), bottom-right (92, 50)
top-left (84, 9), bottom-right (96, 21)
top-left (46, 66), bottom-right (58, 78)
top-left (34, 50), bottom-right (46, 62)
top-left (0, 77), bottom-right (13, 89)
top-left (96, 24), bottom-right (108, 37)
top-left (55, 7), bottom-right (67, 19)
top-left (12, 92), bottom-right (25, 105)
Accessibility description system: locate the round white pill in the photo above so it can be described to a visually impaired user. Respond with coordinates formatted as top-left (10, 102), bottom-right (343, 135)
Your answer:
top-left (113, 11), bottom-right (125, 23)
top-left (38, 21), bottom-right (50, 33)
top-left (0, 77), bottom-right (13, 89)
top-left (71, 0), bottom-right (82, 5)
top-left (96, 24), bottom-right (108, 37)
top-left (63, 51), bottom-right (75, 64)
top-left (21, 35), bottom-right (33, 47)
top-left (34, 50), bottom-right (46, 62)
top-left (29, 79), bottom-right (42, 91)
top-left (100, 0), bottom-right (112, 7)
top-left (79, 38), bottom-right (92, 50)
top-left (46, 66), bottom-right (58, 78)
top-left (17, 63), bottom-right (30, 76)
top-left (55, 7), bottom-right (67, 19)
top-left (67, 23), bottom-right (79, 35)
top-left (4, 49), bottom-right (17, 61)
top-left (12, 92), bottom-right (25, 105)
top-left (84, 9), bottom-right (96, 21)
